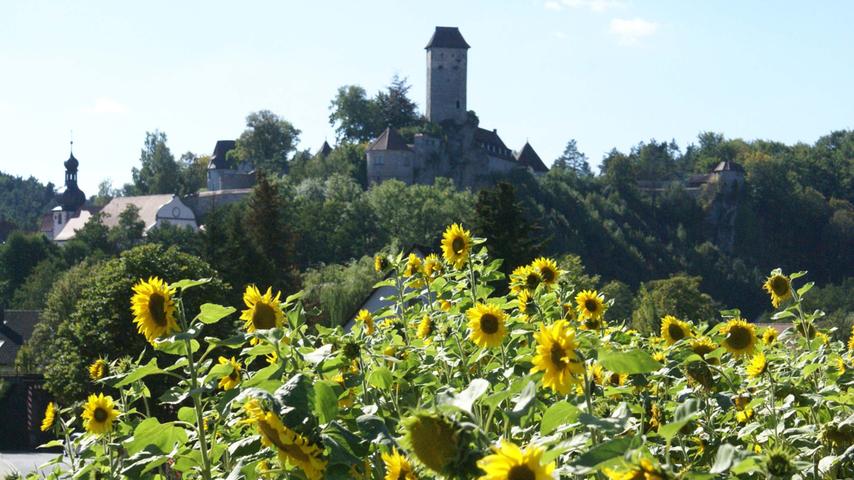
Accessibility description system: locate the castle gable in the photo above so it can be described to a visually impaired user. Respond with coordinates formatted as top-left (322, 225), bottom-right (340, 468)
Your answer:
top-left (425, 27), bottom-right (470, 49)
top-left (367, 128), bottom-right (411, 152)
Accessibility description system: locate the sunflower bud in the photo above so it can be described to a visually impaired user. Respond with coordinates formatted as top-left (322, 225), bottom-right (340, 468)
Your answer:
top-left (764, 448), bottom-right (796, 478)
top-left (342, 341), bottom-right (361, 360)
top-left (685, 360), bottom-right (714, 390)
top-left (402, 413), bottom-right (459, 474)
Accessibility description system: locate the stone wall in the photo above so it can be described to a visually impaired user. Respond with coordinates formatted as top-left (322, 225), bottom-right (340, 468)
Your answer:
top-left (427, 47), bottom-right (467, 124)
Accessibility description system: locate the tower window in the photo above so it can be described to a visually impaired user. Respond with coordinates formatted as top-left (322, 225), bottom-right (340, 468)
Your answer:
top-left (456, 100), bottom-right (460, 109)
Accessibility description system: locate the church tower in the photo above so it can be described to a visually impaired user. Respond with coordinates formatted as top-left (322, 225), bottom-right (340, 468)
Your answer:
top-left (426, 27), bottom-right (469, 124)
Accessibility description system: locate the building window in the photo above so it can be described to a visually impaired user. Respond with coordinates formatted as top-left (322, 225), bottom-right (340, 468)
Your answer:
top-left (456, 100), bottom-right (460, 109)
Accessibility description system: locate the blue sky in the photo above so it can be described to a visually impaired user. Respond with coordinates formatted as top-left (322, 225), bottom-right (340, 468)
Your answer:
top-left (2, 0), bottom-right (853, 194)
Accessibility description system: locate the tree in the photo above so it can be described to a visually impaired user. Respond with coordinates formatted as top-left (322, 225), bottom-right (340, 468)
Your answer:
top-left (177, 152), bottom-right (210, 195)
top-left (329, 85), bottom-right (380, 143)
top-left (554, 139), bottom-right (591, 176)
top-left (631, 274), bottom-right (717, 335)
top-left (301, 256), bottom-right (381, 327)
top-left (229, 110), bottom-right (301, 175)
top-left (0, 232), bottom-right (57, 307)
top-left (30, 244), bottom-right (228, 399)
top-left (107, 204), bottom-right (145, 251)
top-left (473, 182), bottom-right (544, 277)
top-left (130, 131), bottom-right (180, 194)
top-left (9, 257), bottom-right (66, 309)
top-left (375, 75), bottom-right (420, 131)
top-left (245, 173), bottom-right (300, 293)
top-left (91, 179), bottom-right (119, 207)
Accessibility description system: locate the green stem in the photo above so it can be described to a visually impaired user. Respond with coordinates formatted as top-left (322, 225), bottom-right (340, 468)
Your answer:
top-left (177, 299), bottom-right (212, 480)
top-left (582, 367), bottom-right (600, 445)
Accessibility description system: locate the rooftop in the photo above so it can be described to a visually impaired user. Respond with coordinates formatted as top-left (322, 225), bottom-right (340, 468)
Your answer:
top-left (425, 26), bottom-right (470, 50)
top-left (367, 128), bottom-right (411, 152)
top-left (515, 142), bottom-right (549, 173)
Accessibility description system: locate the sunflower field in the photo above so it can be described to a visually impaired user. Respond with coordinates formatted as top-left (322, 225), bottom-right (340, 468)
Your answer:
top-left (34, 224), bottom-right (853, 479)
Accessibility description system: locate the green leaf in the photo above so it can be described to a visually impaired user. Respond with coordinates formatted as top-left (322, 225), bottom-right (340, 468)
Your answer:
top-left (196, 303), bottom-right (236, 324)
top-left (170, 278), bottom-right (211, 291)
top-left (509, 380), bottom-right (536, 419)
top-left (541, 401), bottom-right (580, 435)
top-left (114, 358), bottom-right (164, 388)
top-left (598, 349), bottom-right (661, 374)
top-left (368, 367), bottom-right (393, 390)
top-left (658, 413), bottom-right (698, 441)
top-left (447, 378), bottom-right (490, 415)
top-left (314, 381), bottom-right (339, 424)
top-left (124, 418), bottom-right (188, 455)
top-left (573, 437), bottom-right (634, 467)
top-left (710, 444), bottom-right (747, 473)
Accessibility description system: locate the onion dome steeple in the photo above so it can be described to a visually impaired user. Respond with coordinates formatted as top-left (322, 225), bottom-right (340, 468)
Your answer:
top-left (59, 141), bottom-right (86, 212)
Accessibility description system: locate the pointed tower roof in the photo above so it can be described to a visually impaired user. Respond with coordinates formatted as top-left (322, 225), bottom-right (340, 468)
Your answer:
top-left (711, 160), bottom-right (745, 173)
top-left (516, 142), bottom-right (549, 173)
top-left (367, 128), bottom-right (411, 152)
top-left (208, 140), bottom-right (237, 169)
top-left (425, 27), bottom-right (470, 49)
top-left (59, 145), bottom-right (86, 212)
top-left (318, 140), bottom-right (333, 157)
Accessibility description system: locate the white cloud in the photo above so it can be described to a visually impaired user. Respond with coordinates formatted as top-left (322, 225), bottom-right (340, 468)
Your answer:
top-left (609, 17), bottom-right (659, 45)
top-left (84, 97), bottom-right (128, 114)
top-left (547, 0), bottom-right (625, 13)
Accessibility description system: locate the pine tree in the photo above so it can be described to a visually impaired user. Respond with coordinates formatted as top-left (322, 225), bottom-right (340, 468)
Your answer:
top-left (473, 182), bottom-right (545, 279)
top-left (245, 172), bottom-right (300, 292)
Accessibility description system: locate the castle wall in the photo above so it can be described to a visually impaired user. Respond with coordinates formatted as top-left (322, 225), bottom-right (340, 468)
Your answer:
top-left (427, 47), bottom-right (467, 124)
top-left (367, 150), bottom-right (416, 185)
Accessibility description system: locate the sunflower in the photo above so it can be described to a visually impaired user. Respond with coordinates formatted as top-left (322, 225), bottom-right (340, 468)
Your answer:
top-left (217, 356), bottom-right (242, 391)
top-left (530, 320), bottom-right (584, 394)
top-left (88, 358), bottom-right (108, 381)
top-left (736, 408), bottom-right (754, 424)
top-left (746, 352), bottom-right (767, 378)
top-left (439, 299), bottom-right (452, 312)
top-left (417, 315), bottom-right (433, 340)
top-left (690, 337), bottom-right (720, 365)
top-left (404, 253), bottom-right (423, 278)
top-left (531, 257), bottom-right (560, 287)
top-left (375, 254), bottom-right (389, 272)
top-left (441, 223), bottom-right (472, 269)
top-left (579, 316), bottom-right (607, 332)
top-left (382, 447), bottom-right (417, 480)
top-left (356, 309), bottom-right (375, 335)
top-left (240, 285), bottom-right (285, 335)
top-left (476, 440), bottom-right (555, 480)
top-left (130, 277), bottom-right (178, 344)
top-left (423, 253), bottom-right (443, 280)
top-left (848, 325), bottom-right (854, 351)
top-left (467, 303), bottom-right (507, 348)
top-left (762, 327), bottom-right (778, 345)
top-left (660, 315), bottom-right (692, 345)
top-left (576, 290), bottom-right (606, 321)
top-left (81, 393), bottom-right (120, 435)
top-left (603, 458), bottom-right (668, 480)
top-left (40, 402), bottom-right (56, 432)
top-left (243, 399), bottom-right (326, 480)
top-left (402, 413), bottom-right (458, 474)
top-left (517, 289), bottom-right (536, 319)
top-left (763, 271), bottom-right (792, 308)
top-left (719, 318), bottom-right (758, 357)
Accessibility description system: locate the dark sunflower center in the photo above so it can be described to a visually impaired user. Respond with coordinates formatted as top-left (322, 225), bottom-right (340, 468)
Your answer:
top-left (541, 268), bottom-right (555, 283)
top-left (526, 274), bottom-right (540, 289)
top-left (550, 344), bottom-right (567, 369)
top-left (252, 303), bottom-right (277, 330)
top-left (229, 370), bottom-right (238, 380)
top-left (694, 344), bottom-right (713, 356)
top-left (668, 323), bottom-right (686, 341)
top-left (609, 373), bottom-right (621, 385)
top-left (148, 293), bottom-right (167, 326)
top-left (258, 419), bottom-right (289, 452)
top-left (770, 276), bottom-right (789, 296)
top-left (584, 299), bottom-right (599, 314)
top-left (585, 318), bottom-right (601, 330)
top-left (93, 407), bottom-right (108, 423)
top-left (452, 237), bottom-right (465, 254)
top-left (727, 326), bottom-right (751, 350)
top-left (480, 314), bottom-right (499, 334)
top-left (508, 465), bottom-right (536, 480)
top-left (397, 467), bottom-right (412, 480)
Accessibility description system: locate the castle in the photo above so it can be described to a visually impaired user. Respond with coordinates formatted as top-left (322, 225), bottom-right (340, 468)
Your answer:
top-left (365, 27), bottom-right (549, 188)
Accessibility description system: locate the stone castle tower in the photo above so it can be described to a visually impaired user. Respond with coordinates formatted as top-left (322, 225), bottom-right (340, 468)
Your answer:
top-left (425, 27), bottom-right (469, 124)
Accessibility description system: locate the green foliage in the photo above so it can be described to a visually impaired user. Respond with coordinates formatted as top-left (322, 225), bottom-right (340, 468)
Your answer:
top-left (0, 171), bottom-right (54, 230)
top-left (229, 110), bottom-right (300, 175)
top-left (129, 131), bottom-right (180, 195)
top-left (301, 256), bottom-right (381, 327)
top-left (0, 231), bottom-right (58, 307)
top-left (34, 244), bottom-right (228, 399)
top-left (474, 182), bottom-right (544, 279)
top-left (631, 274), bottom-right (717, 334)
top-left (329, 76), bottom-right (421, 143)
top-left (364, 177), bottom-right (475, 248)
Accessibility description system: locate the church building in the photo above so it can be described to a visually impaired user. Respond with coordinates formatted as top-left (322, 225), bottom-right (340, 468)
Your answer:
top-left (366, 27), bottom-right (549, 188)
